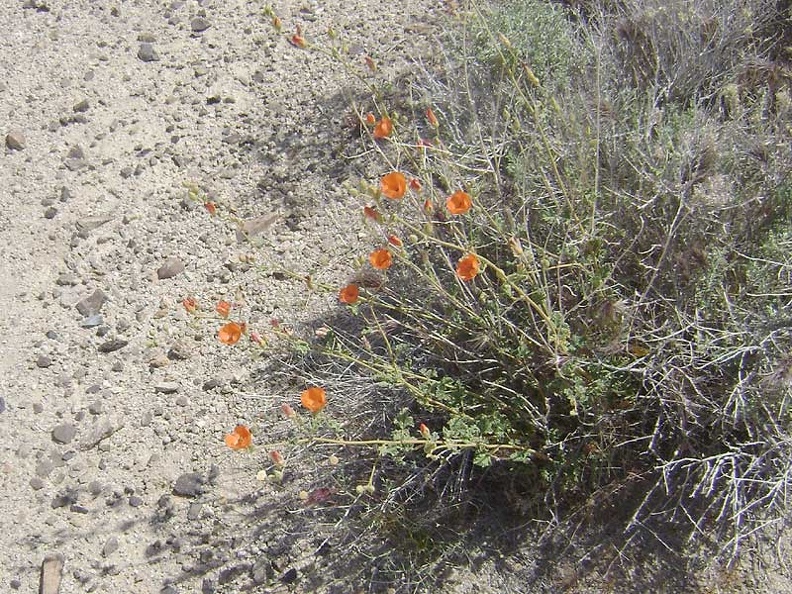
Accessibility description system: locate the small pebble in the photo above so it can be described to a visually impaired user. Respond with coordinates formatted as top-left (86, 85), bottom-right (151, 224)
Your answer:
top-left (52, 423), bottom-right (77, 444)
top-left (5, 130), bottom-right (25, 150)
top-left (138, 42), bottom-right (160, 62)
top-left (156, 257), bottom-right (185, 280)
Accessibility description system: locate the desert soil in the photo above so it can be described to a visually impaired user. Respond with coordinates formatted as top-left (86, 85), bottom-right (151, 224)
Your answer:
top-left (2, 1), bottom-right (792, 593)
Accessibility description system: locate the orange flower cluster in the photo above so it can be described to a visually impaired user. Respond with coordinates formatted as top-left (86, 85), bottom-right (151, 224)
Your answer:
top-left (380, 172), bottom-right (406, 199)
top-left (446, 190), bottom-right (472, 215)
top-left (301, 387), bottom-right (327, 413)
top-left (225, 425), bottom-right (252, 450)
top-left (456, 254), bottom-right (481, 281)
top-left (218, 322), bottom-right (244, 345)
top-left (369, 248), bottom-right (392, 270)
top-left (182, 297), bottom-right (197, 313)
top-left (339, 283), bottom-right (360, 304)
top-left (373, 116), bottom-right (392, 139)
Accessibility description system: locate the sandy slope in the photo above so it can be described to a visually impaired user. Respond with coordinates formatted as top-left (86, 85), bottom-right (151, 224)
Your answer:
top-left (0, 1), bottom-right (442, 591)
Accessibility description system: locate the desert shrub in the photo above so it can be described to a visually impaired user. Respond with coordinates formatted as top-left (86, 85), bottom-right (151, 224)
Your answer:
top-left (192, 0), bottom-right (792, 586)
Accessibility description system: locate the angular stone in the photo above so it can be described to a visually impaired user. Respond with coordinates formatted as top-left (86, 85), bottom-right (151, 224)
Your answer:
top-left (236, 213), bottom-right (278, 242)
top-left (40, 554), bottom-right (64, 594)
top-left (138, 42), bottom-right (159, 62)
top-left (75, 216), bottom-right (112, 235)
top-left (190, 17), bottom-right (211, 32)
top-left (75, 289), bottom-right (108, 317)
top-left (157, 257), bottom-right (185, 279)
top-left (73, 99), bottom-right (89, 112)
top-left (173, 472), bottom-right (205, 497)
top-left (102, 536), bottom-right (119, 557)
top-left (98, 339), bottom-right (128, 353)
top-left (154, 382), bottom-right (179, 394)
top-left (52, 423), bottom-right (77, 444)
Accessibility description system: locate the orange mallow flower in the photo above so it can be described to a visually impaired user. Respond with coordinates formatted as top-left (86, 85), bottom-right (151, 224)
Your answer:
top-left (409, 178), bottom-right (422, 192)
top-left (216, 300), bottom-right (231, 318)
top-left (456, 254), bottom-right (481, 281)
top-left (301, 387), bottom-right (327, 413)
top-left (339, 283), bottom-right (360, 304)
top-left (446, 190), bottom-right (472, 215)
top-left (387, 235), bottom-right (403, 247)
top-left (365, 112), bottom-right (376, 125)
top-left (218, 321), bottom-right (243, 345)
top-left (270, 450), bottom-right (285, 466)
top-left (290, 33), bottom-right (307, 48)
top-left (225, 424), bottom-right (252, 450)
top-left (380, 172), bottom-right (407, 199)
top-left (182, 297), bottom-right (198, 313)
top-left (373, 116), bottom-right (393, 139)
top-left (204, 201), bottom-right (217, 215)
top-left (369, 248), bottom-right (393, 270)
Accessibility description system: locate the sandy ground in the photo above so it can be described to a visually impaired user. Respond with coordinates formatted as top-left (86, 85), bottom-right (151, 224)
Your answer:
top-left (2, 1), bottom-right (792, 593)
top-left (0, 1), bottom-right (445, 591)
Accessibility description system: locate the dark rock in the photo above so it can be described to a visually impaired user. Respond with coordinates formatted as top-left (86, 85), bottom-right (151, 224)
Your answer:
top-left (190, 17), bottom-right (211, 32)
top-left (173, 472), bottom-right (205, 497)
top-left (0, 396), bottom-right (5, 413)
top-left (44, 207), bottom-right (58, 219)
top-left (52, 423), bottom-right (77, 444)
top-left (157, 257), bottom-right (185, 279)
top-left (202, 378), bottom-right (223, 391)
top-left (73, 99), bottom-right (89, 112)
top-left (281, 568), bottom-right (298, 584)
top-left (129, 495), bottom-right (143, 507)
top-left (75, 216), bottom-right (111, 235)
top-left (75, 289), bottom-right (108, 316)
top-left (138, 43), bottom-right (160, 62)
top-left (5, 130), bottom-right (25, 150)
top-left (30, 477), bottom-right (45, 490)
top-left (187, 502), bottom-right (202, 520)
top-left (51, 493), bottom-right (76, 508)
top-left (36, 355), bottom-right (53, 368)
top-left (69, 504), bottom-right (89, 514)
top-left (98, 339), bottom-right (128, 353)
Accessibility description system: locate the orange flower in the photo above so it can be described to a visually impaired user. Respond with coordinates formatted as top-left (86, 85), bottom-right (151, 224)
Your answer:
top-left (419, 423), bottom-right (431, 438)
top-left (423, 199), bottom-right (433, 213)
top-left (272, 16), bottom-right (282, 32)
top-left (426, 107), bottom-right (439, 127)
top-left (409, 178), bottom-right (422, 192)
top-left (446, 190), bottom-right (472, 215)
top-left (387, 235), bottom-right (403, 247)
top-left (182, 297), bottom-right (197, 313)
top-left (456, 254), bottom-right (481, 281)
top-left (301, 387), bottom-right (327, 413)
top-left (218, 322), bottom-right (243, 345)
top-left (365, 112), bottom-right (376, 125)
top-left (369, 248), bottom-right (393, 270)
top-left (225, 425), bottom-right (252, 450)
top-left (373, 116), bottom-right (393, 139)
top-left (364, 56), bottom-right (377, 72)
top-left (290, 34), bottom-right (307, 48)
top-left (216, 300), bottom-right (231, 318)
top-left (339, 283), bottom-right (360, 304)
top-left (363, 205), bottom-right (381, 222)
top-left (204, 201), bottom-right (217, 215)
top-left (380, 172), bottom-right (406, 199)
